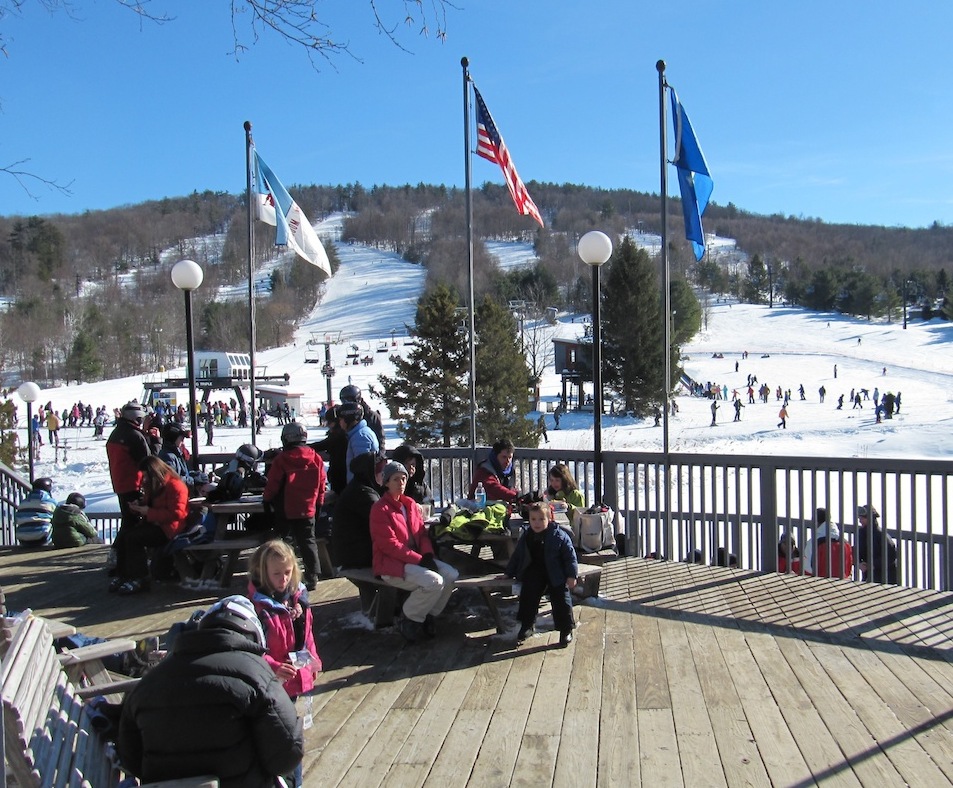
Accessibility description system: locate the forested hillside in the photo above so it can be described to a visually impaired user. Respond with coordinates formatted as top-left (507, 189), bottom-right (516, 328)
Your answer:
top-left (2, 181), bottom-right (952, 389)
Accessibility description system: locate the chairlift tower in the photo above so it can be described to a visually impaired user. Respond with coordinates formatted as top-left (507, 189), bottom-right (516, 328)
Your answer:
top-left (306, 331), bottom-right (343, 405)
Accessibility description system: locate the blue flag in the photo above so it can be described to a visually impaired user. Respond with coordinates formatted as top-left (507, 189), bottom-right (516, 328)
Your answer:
top-left (670, 89), bottom-right (713, 261)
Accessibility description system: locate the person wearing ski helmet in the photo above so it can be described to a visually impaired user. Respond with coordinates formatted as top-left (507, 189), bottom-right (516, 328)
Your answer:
top-left (262, 421), bottom-right (326, 589)
top-left (14, 477), bottom-right (57, 546)
top-left (117, 595), bottom-right (303, 787)
top-left (339, 385), bottom-right (385, 449)
top-left (51, 491), bottom-right (103, 548)
top-left (107, 400), bottom-right (154, 556)
top-left (235, 443), bottom-right (263, 471)
top-left (338, 400), bottom-right (379, 485)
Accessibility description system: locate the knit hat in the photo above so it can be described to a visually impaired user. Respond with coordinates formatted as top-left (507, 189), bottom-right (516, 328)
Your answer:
top-left (381, 461), bottom-right (408, 485)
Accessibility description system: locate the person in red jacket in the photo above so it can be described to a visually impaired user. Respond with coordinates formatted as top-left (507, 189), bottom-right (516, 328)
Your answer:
top-left (468, 438), bottom-right (520, 502)
top-left (106, 401), bottom-right (154, 572)
top-left (111, 456), bottom-right (190, 595)
top-left (263, 422), bottom-right (326, 591)
top-left (370, 461), bottom-right (458, 643)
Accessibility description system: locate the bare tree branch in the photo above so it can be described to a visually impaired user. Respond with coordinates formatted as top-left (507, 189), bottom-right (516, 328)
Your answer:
top-left (0, 0), bottom-right (456, 197)
top-left (1, 158), bottom-right (73, 201)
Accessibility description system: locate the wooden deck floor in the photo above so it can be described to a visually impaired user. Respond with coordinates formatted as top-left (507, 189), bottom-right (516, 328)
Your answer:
top-left (3, 544), bottom-right (953, 787)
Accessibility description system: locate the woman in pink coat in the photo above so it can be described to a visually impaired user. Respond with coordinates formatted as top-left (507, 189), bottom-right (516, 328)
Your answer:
top-left (370, 461), bottom-right (458, 643)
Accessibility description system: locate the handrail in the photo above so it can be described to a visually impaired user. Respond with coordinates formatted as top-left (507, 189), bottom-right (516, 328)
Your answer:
top-left (3, 448), bottom-right (951, 592)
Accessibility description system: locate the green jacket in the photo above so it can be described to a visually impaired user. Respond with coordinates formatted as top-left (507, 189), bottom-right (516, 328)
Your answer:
top-left (51, 503), bottom-right (99, 548)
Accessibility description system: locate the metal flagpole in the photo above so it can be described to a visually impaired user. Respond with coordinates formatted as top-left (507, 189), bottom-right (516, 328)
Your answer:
top-left (462, 57), bottom-right (478, 463)
top-left (657, 59), bottom-right (673, 559)
top-left (244, 121), bottom-right (258, 446)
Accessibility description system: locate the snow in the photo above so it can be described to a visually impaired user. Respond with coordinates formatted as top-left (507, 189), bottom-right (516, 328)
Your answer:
top-left (10, 219), bottom-right (952, 513)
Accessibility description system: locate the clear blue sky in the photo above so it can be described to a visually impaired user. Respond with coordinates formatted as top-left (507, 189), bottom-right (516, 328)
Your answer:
top-left (1, 1), bottom-right (951, 228)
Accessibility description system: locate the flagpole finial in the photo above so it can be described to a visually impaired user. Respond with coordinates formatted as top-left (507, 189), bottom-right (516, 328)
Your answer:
top-left (461, 56), bottom-right (469, 68)
top-left (656, 59), bottom-right (666, 74)
top-left (244, 120), bottom-right (252, 132)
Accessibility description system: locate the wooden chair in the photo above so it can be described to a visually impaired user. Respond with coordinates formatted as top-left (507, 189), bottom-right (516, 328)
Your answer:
top-left (0, 590), bottom-right (217, 787)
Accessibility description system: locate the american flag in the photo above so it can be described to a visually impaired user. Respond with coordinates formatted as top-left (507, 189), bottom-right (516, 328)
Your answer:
top-left (473, 85), bottom-right (543, 227)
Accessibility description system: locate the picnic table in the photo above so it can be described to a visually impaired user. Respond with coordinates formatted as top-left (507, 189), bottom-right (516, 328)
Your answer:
top-left (181, 496), bottom-right (268, 588)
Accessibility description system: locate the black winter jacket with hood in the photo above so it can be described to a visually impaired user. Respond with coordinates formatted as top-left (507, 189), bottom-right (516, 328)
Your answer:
top-left (331, 451), bottom-right (381, 568)
top-left (118, 627), bottom-right (303, 787)
top-left (390, 444), bottom-right (433, 505)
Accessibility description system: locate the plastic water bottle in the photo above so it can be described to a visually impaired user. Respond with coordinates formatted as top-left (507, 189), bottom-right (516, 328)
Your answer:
top-left (474, 482), bottom-right (486, 509)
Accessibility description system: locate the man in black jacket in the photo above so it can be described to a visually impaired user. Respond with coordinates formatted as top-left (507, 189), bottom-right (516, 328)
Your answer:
top-left (118, 595), bottom-right (304, 787)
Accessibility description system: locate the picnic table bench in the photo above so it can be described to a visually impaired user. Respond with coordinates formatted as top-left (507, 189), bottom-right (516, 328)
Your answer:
top-left (337, 564), bottom-right (602, 634)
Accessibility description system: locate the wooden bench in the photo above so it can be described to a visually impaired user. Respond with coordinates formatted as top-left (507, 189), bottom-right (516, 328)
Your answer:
top-left (573, 563), bottom-right (603, 599)
top-left (1, 616), bottom-right (218, 788)
top-left (339, 563), bottom-right (600, 634)
top-left (337, 568), bottom-right (403, 628)
top-left (339, 567), bottom-right (515, 633)
top-left (183, 538), bottom-right (263, 588)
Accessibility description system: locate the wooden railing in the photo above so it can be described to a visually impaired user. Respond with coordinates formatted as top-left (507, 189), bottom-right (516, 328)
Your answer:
top-left (3, 448), bottom-right (952, 591)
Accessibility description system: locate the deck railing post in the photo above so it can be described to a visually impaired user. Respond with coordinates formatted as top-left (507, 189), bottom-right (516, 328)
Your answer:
top-left (760, 463), bottom-right (779, 571)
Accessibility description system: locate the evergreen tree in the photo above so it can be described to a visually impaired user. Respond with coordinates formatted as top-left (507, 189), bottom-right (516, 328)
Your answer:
top-left (670, 276), bottom-right (701, 346)
top-left (741, 253), bottom-right (769, 304)
top-left (601, 236), bottom-right (667, 416)
top-left (474, 295), bottom-right (537, 446)
top-left (375, 284), bottom-right (470, 447)
top-left (0, 400), bottom-right (17, 469)
top-left (66, 329), bottom-right (102, 384)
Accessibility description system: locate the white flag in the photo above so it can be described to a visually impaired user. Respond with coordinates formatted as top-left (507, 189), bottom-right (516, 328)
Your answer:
top-left (254, 151), bottom-right (331, 276)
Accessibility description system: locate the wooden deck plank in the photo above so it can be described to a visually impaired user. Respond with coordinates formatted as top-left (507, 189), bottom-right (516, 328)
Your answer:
top-left (340, 635), bottom-right (478, 788)
top-left (655, 615), bottom-right (726, 788)
top-left (632, 613), bottom-right (671, 710)
top-left (383, 647), bottom-right (486, 787)
top-left (809, 639), bottom-right (952, 787)
top-left (552, 607), bottom-right (605, 788)
top-left (596, 606), bottom-right (639, 787)
top-left (469, 638), bottom-right (546, 786)
top-left (717, 624), bottom-right (815, 785)
top-left (775, 636), bottom-right (906, 786)
top-left (744, 630), bottom-right (864, 787)
top-left (637, 708), bottom-right (683, 787)
top-left (683, 617), bottom-right (773, 786)
top-left (841, 646), bottom-right (953, 783)
top-left (423, 639), bottom-right (515, 787)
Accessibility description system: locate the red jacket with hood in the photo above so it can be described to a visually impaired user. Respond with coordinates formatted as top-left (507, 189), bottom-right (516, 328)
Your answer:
top-left (263, 445), bottom-right (326, 520)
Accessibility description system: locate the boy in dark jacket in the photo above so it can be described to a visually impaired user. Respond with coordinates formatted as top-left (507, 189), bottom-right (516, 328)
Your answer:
top-left (263, 422), bottom-right (326, 590)
top-left (506, 501), bottom-right (579, 648)
top-left (118, 595), bottom-right (303, 788)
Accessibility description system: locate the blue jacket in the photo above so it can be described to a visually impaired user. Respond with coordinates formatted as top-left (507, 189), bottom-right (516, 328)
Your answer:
top-left (345, 420), bottom-right (379, 482)
top-left (15, 489), bottom-right (56, 544)
top-left (506, 521), bottom-right (578, 588)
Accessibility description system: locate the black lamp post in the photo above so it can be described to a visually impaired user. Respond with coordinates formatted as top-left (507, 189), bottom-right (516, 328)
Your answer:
top-left (17, 381), bottom-right (40, 482)
top-left (578, 230), bottom-right (613, 504)
top-left (171, 259), bottom-right (204, 468)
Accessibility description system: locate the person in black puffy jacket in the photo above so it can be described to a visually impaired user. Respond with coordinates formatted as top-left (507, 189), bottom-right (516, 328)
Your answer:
top-left (118, 596), bottom-right (303, 787)
top-left (331, 451), bottom-right (382, 569)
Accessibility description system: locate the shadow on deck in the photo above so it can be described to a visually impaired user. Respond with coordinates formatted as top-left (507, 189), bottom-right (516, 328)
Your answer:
top-left (3, 545), bottom-right (953, 786)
